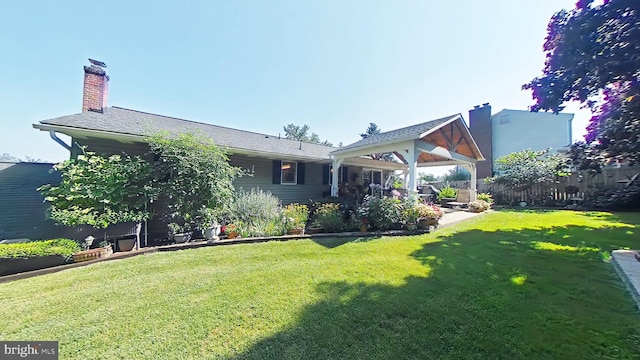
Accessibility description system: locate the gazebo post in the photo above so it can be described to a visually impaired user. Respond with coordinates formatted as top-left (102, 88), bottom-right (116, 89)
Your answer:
top-left (407, 142), bottom-right (418, 199)
top-left (330, 157), bottom-right (343, 197)
top-left (461, 163), bottom-right (478, 201)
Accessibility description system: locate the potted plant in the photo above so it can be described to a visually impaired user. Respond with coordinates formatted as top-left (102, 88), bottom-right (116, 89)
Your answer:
top-left (438, 184), bottom-right (457, 207)
top-left (283, 203), bottom-right (309, 235)
top-left (72, 237), bottom-right (114, 262)
top-left (357, 205), bottom-right (370, 232)
top-left (401, 200), bottom-right (421, 231)
top-left (416, 204), bottom-right (443, 229)
top-left (168, 223), bottom-right (192, 243)
top-left (198, 207), bottom-right (222, 241)
top-left (222, 223), bottom-right (239, 239)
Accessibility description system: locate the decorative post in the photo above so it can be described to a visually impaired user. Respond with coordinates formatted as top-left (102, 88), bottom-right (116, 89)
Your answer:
top-left (407, 142), bottom-right (418, 199)
top-left (330, 157), bottom-right (343, 196)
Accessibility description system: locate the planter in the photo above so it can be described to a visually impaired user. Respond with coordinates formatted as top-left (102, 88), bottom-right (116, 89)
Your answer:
top-left (440, 198), bottom-right (456, 207)
top-left (226, 232), bottom-right (238, 239)
top-left (287, 228), bottom-right (305, 235)
top-left (117, 238), bottom-right (136, 252)
top-left (360, 225), bottom-right (369, 232)
top-left (306, 227), bottom-right (324, 234)
top-left (1, 255), bottom-right (68, 276)
top-left (72, 246), bottom-right (113, 263)
top-left (418, 219), bottom-right (439, 229)
top-left (174, 232), bottom-right (192, 243)
top-left (204, 226), bottom-right (221, 240)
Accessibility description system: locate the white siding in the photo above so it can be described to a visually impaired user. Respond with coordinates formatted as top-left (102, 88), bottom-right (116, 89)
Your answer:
top-left (491, 109), bottom-right (573, 164)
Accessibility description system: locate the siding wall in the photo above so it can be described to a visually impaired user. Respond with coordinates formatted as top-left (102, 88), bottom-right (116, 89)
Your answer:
top-left (491, 110), bottom-right (573, 165)
top-left (0, 162), bottom-right (94, 241)
top-left (230, 154), bottom-right (329, 204)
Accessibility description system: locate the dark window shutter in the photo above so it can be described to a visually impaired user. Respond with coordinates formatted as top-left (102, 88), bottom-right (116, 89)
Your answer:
top-left (297, 162), bottom-right (305, 185)
top-left (322, 165), bottom-right (330, 185)
top-left (272, 160), bottom-right (281, 184)
top-left (342, 167), bottom-right (348, 183)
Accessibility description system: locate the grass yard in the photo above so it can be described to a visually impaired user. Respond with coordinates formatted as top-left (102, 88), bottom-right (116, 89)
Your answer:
top-left (1, 210), bottom-right (640, 359)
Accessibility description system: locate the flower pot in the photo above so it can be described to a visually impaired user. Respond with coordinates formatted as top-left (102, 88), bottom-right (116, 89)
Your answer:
top-left (204, 226), bottom-right (221, 240)
top-left (174, 232), bottom-right (192, 243)
top-left (360, 225), bottom-right (369, 232)
top-left (227, 232), bottom-right (238, 239)
top-left (117, 238), bottom-right (136, 252)
top-left (287, 228), bottom-right (304, 235)
top-left (1, 255), bottom-right (68, 276)
top-left (306, 227), bottom-right (324, 234)
top-left (72, 246), bottom-right (113, 263)
top-left (418, 219), bottom-right (438, 229)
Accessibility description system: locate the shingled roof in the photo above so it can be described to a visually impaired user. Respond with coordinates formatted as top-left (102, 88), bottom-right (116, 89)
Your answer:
top-left (35, 107), bottom-right (334, 161)
top-left (331, 114), bottom-right (459, 155)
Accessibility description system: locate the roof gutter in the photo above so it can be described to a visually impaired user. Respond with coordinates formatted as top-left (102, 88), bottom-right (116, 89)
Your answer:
top-left (48, 130), bottom-right (71, 151)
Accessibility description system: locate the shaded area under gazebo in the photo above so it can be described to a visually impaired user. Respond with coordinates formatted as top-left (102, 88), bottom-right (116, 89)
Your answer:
top-left (329, 113), bottom-right (485, 200)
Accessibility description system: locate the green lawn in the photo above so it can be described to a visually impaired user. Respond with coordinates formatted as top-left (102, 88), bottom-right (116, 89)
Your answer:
top-left (1, 210), bottom-right (640, 359)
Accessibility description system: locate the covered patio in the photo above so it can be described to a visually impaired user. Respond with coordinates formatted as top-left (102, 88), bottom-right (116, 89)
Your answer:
top-left (329, 113), bottom-right (485, 200)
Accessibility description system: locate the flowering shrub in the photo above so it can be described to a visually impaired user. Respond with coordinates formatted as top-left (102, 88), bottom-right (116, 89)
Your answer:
top-left (222, 223), bottom-right (238, 235)
top-left (364, 195), bottom-right (401, 231)
top-left (283, 203), bottom-right (309, 231)
top-left (416, 203), bottom-right (443, 220)
top-left (400, 198), bottom-right (421, 226)
top-left (312, 203), bottom-right (344, 233)
top-left (468, 200), bottom-right (490, 213)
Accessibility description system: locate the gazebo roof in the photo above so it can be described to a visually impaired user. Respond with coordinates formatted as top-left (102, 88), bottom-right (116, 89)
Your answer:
top-left (331, 113), bottom-right (484, 165)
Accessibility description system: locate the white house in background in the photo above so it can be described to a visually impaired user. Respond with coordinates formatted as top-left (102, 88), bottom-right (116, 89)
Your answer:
top-left (469, 103), bottom-right (574, 178)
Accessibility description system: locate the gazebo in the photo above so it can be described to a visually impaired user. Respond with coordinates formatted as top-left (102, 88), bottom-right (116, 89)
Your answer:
top-left (329, 113), bottom-right (485, 199)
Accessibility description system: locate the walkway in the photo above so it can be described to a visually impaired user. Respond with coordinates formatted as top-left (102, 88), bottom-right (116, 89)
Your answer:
top-left (611, 250), bottom-right (640, 310)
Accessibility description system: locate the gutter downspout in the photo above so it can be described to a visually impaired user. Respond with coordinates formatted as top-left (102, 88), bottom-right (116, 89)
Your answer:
top-left (49, 130), bottom-right (71, 151)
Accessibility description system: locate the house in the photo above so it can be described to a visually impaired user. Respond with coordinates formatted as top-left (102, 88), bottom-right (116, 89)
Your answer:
top-left (31, 60), bottom-right (484, 242)
top-left (468, 103), bottom-right (574, 178)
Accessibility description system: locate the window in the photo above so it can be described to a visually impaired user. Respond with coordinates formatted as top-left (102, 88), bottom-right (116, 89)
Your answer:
top-left (281, 161), bottom-right (297, 185)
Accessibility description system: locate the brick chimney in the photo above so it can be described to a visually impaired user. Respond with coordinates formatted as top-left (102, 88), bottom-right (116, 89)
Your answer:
top-left (82, 59), bottom-right (109, 112)
top-left (469, 103), bottom-right (493, 179)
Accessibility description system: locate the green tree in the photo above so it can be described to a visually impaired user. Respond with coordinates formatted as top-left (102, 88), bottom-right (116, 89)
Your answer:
top-left (282, 124), bottom-right (333, 146)
top-left (523, 0), bottom-right (640, 169)
top-left (360, 122), bottom-right (395, 162)
top-left (38, 151), bottom-right (155, 228)
top-left (489, 149), bottom-right (569, 191)
top-left (442, 167), bottom-right (470, 182)
top-left (147, 131), bottom-right (246, 232)
top-left (419, 173), bottom-right (437, 182)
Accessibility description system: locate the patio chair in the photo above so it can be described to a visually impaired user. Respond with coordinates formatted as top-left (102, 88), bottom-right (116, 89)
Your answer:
top-left (445, 189), bottom-right (474, 209)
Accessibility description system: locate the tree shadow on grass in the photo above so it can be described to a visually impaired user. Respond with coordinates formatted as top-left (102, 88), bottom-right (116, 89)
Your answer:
top-left (229, 220), bottom-right (640, 360)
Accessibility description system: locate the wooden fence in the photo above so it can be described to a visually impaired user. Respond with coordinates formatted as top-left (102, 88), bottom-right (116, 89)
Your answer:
top-left (425, 165), bottom-right (640, 206)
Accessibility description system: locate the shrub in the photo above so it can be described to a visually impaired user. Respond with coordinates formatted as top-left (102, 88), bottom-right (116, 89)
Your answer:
top-left (38, 152), bottom-right (155, 229)
top-left (312, 203), bottom-right (344, 233)
top-left (416, 203), bottom-right (443, 220)
top-left (583, 183), bottom-right (640, 210)
top-left (401, 199), bottom-right (421, 227)
top-left (477, 192), bottom-right (493, 204)
top-left (148, 131), bottom-right (245, 232)
top-left (228, 188), bottom-right (286, 237)
top-left (364, 195), bottom-right (402, 231)
top-left (0, 239), bottom-right (80, 260)
top-left (468, 200), bottom-right (491, 213)
top-left (282, 203), bottom-right (309, 231)
top-left (437, 185), bottom-right (457, 201)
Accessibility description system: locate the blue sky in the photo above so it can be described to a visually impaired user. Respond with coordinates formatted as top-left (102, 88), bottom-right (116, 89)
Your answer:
top-left (1, 0), bottom-right (589, 173)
